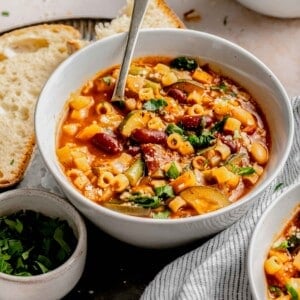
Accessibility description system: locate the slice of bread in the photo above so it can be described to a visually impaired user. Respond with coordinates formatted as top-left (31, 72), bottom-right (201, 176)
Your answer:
top-left (95, 0), bottom-right (185, 40)
top-left (0, 0), bottom-right (183, 189)
top-left (0, 24), bottom-right (82, 188)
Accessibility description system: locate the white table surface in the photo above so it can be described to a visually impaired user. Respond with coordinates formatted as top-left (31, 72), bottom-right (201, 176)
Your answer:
top-left (0, 0), bottom-right (299, 97)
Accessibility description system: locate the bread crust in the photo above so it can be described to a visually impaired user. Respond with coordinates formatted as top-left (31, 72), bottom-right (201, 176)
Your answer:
top-left (156, 0), bottom-right (185, 28)
top-left (0, 24), bottom-right (82, 188)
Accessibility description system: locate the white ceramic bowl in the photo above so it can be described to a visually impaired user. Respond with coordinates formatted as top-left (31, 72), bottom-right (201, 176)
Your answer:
top-left (0, 188), bottom-right (87, 300)
top-left (236, 0), bottom-right (300, 18)
top-left (35, 28), bottom-right (294, 248)
top-left (248, 183), bottom-right (300, 299)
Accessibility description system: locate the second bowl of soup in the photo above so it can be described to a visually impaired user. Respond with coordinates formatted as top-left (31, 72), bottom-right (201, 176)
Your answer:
top-left (36, 28), bottom-right (294, 248)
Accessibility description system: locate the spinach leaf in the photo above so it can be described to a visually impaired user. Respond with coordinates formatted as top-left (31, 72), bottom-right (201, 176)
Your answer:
top-left (129, 195), bottom-right (161, 208)
top-left (165, 123), bottom-right (184, 136)
top-left (211, 116), bottom-right (228, 133)
top-left (170, 57), bottom-right (198, 71)
top-left (188, 132), bottom-right (215, 149)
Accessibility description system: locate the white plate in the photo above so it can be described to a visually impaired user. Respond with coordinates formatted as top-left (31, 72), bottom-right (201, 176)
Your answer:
top-left (248, 183), bottom-right (300, 299)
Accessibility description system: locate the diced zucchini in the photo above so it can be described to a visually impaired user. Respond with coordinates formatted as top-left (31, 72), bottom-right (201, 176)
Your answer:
top-left (118, 110), bottom-right (150, 137)
top-left (180, 186), bottom-right (230, 214)
top-left (102, 203), bottom-right (150, 217)
top-left (165, 79), bottom-right (204, 95)
top-left (125, 157), bottom-right (145, 186)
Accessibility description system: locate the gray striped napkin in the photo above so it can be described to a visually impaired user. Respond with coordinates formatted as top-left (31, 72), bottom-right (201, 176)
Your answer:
top-left (141, 97), bottom-right (300, 300)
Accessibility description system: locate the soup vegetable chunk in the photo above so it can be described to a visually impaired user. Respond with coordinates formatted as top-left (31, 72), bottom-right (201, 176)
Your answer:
top-left (57, 56), bottom-right (270, 219)
top-left (264, 207), bottom-right (300, 300)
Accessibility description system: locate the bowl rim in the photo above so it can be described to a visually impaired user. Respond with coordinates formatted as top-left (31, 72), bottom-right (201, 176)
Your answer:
top-left (35, 28), bottom-right (295, 224)
top-left (247, 182), bottom-right (300, 299)
top-left (0, 188), bottom-right (87, 283)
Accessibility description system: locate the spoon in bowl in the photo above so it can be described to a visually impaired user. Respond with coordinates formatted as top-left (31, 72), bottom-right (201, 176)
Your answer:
top-left (111, 0), bottom-right (150, 108)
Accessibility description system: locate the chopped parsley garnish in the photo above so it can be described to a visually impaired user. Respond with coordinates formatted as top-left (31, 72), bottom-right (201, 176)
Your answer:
top-left (0, 211), bottom-right (77, 276)
top-left (165, 123), bottom-right (184, 136)
top-left (143, 99), bottom-right (167, 112)
top-left (226, 164), bottom-right (255, 176)
top-left (268, 286), bottom-right (282, 297)
top-left (129, 195), bottom-right (161, 208)
top-left (1, 11), bottom-right (9, 17)
top-left (10, 159), bottom-right (14, 165)
top-left (211, 116), bottom-right (228, 133)
top-left (188, 132), bottom-right (215, 149)
top-left (274, 182), bottom-right (284, 192)
top-left (102, 76), bottom-right (112, 85)
top-left (236, 166), bottom-right (256, 176)
top-left (211, 82), bottom-right (228, 92)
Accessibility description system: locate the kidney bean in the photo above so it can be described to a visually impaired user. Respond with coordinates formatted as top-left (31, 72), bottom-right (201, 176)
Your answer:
top-left (201, 115), bottom-right (214, 128)
top-left (127, 144), bottom-right (141, 156)
top-left (131, 128), bottom-right (167, 144)
top-left (220, 135), bottom-right (239, 153)
top-left (167, 88), bottom-right (187, 103)
top-left (91, 132), bottom-right (123, 154)
top-left (180, 115), bottom-right (202, 130)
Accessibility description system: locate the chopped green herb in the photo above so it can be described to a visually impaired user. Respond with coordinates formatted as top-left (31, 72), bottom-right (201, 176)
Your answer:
top-left (143, 99), bottom-right (167, 112)
top-left (165, 123), bottom-right (184, 136)
top-left (102, 76), bottom-right (111, 85)
top-left (211, 116), bottom-right (228, 133)
top-left (188, 132), bottom-right (215, 149)
top-left (274, 240), bottom-right (289, 250)
top-left (274, 182), bottom-right (284, 192)
top-left (166, 162), bottom-right (180, 179)
top-left (129, 195), bottom-right (161, 208)
top-left (1, 11), bottom-right (9, 17)
top-left (236, 166), bottom-right (255, 176)
top-left (0, 211), bottom-right (77, 276)
top-left (268, 286), bottom-right (282, 297)
top-left (226, 164), bottom-right (255, 176)
top-left (10, 159), bottom-right (14, 165)
top-left (170, 57), bottom-right (198, 71)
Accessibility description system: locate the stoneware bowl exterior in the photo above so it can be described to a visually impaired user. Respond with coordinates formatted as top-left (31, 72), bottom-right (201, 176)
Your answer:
top-left (35, 28), bottom-right (294, 248)
top-left (236, 0), bottom-right (300, 18)
top-left (0, 188), bottom-right (87, 300)
top-left (248, 183), bottom-right (300, 299)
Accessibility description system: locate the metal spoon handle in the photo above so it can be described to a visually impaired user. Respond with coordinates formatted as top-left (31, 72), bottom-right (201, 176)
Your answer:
top-left (111, 0), bottom-right (150, 102)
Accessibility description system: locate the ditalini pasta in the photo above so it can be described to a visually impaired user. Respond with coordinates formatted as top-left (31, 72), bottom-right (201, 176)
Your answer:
top-left (56, 56), bottom-right (270, 219)
top-left (264, 206), bottom-right (300, 299)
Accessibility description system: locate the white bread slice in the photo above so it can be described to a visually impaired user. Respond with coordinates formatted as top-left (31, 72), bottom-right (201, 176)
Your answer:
top-left (95, 0), bottom-right (185, 40)
top-left (0, 24), bottom-right (82, 188)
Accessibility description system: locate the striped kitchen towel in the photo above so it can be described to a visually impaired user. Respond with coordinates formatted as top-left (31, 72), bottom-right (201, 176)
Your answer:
top-left (141, 97), bottom-right (300, 300)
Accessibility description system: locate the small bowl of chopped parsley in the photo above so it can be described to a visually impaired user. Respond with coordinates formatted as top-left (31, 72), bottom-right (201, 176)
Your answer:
top-left (0, 188), bottom-right (87, 300)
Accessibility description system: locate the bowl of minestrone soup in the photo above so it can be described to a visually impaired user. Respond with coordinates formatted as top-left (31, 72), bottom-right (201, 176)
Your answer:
top-left (248, 183), bottom-right (300, 300)
top-left (35, 28), bottom-right (294, 248)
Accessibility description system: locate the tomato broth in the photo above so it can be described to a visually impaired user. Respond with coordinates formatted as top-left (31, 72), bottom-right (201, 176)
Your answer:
top-left (56, 56), bottom-right (270, 219)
